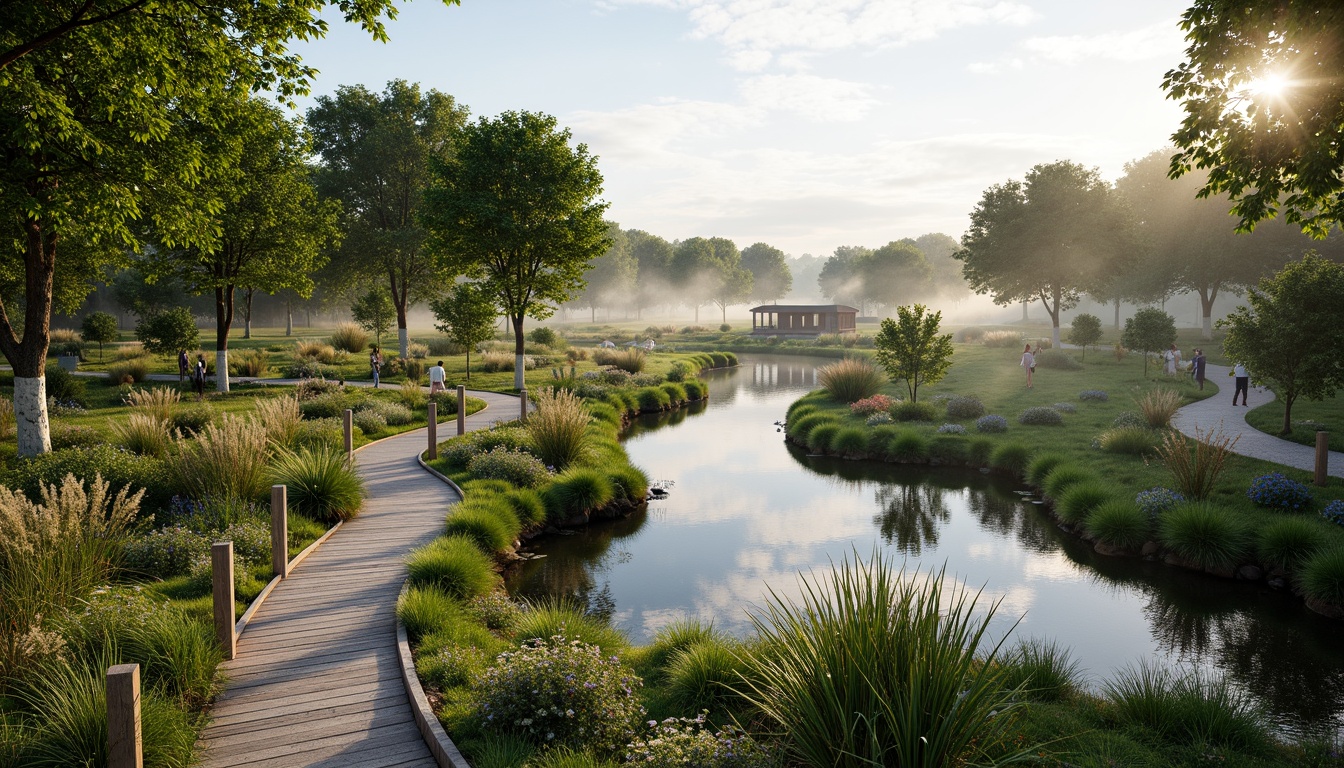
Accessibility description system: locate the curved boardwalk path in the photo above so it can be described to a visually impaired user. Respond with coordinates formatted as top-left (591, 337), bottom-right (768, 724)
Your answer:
top-left (1172, 363), bottom-right (1344, 478)
top-left (196, 390), bottom-right (519, 768)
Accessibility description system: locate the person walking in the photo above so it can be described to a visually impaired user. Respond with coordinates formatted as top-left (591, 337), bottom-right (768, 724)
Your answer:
top-left (369, 346), bottom-right (383, 388)
top-left (1020, 343), bottom-right (1035, 389)
top-left (1232, 362), bottom-right (1250, 405)
top-left (1164, 344), bottom-right (1180, 376)
top-left (177, 349), bottom-right (189, 384)
top-left (192, 354), bottom-right (207, 400)
top-left (1192, 348), bottom-right (1207, 390)
top-left (428, 360), bottom-right (447, 395)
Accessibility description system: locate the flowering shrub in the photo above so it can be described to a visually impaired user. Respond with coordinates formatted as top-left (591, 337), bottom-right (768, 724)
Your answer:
top-left (122, 526), bottom-right (210, 578)
top-left (476, 635), bottom-right (644, 754)
top-left (441, 427), bottom-right (533, 467)
top-left (1323, 500), bottom-right (1344, 527)
top-left (850, 394), bottom-right (896, 416)
top-left (351, 409), bottom-right (387, 436)
top-left (420, 644), bottom-right (488, 690)
top-left (944, 396), bottom-right (986, 420)
top-left (1079, 390), bottom-right (1109, 402)
top-left (624, 715), bottom-right (774, 768)
top-left (865, 412), bottom-right (893, 426)
top-left (1135, 487), bottom-right (1184, 520)
top-left (1018, 407), bottom-right (1065, 426)
top-left (1052, 402), bottom-right (1077, 414)
top-left (467, 447), bottom-right (552, 489)
top-left (975, 414), bottom-right (1008, 433)
top-left (1112, 411), bottom-right (1147, 429)
top-left (468, 592), bottom-right (522, 631)
top-left (937, 423), bottom-right (966, 435)
top-left (1246, 472), bottom-right (1313, 511)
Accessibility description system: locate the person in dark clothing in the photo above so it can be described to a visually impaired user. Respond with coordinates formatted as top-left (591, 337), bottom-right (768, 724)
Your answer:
top-left (1232, 362), bottom-right (1249, 405)
top-left (193, 354), bottom-right (207, 400)
top-left (1192, 348), bottom-right (1206, 390)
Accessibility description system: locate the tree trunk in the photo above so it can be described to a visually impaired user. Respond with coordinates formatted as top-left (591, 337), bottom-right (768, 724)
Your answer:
top-left (591, 306), bottom-right (595, 323)
top-left (215, 284), bottom-right (234, 393)
top-left (1198, 285), bottom-right (1218, 341)
top-left (1282, 391), bottom-right (1295, 435)
top-left (512, 313), bottom-right (526, 390)
top-left (391, 274), bottom-right (410, 358)
top-left (1046, 287), bottom-right (1062, 349)
top-left (285, 299), bottom-right (293, 336)
top-left (465, 349), bottom-right (471, 381)
top-left (1113, 297), bottom-right (1121, 329)
top-left (2, 216), bottom-right (57, 455)
top-left (243, 288), bottom-right (254, 339)
top-left (1021, 301), bottom-right (1028, 322)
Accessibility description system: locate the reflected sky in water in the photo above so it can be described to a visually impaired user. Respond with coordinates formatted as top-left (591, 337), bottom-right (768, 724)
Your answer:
top-left (506, 354), bottom-right (1344, 737)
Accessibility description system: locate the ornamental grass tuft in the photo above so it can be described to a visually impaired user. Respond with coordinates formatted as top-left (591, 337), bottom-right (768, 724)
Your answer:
top-left (817, 357), bottom-right (885, 403)
top-left (1085, 500), bottom-right (1151, 551)
top-left (444, 499), bottom-right (521, 553)
top-left (543, 468), bottom-right (615, 521)
top-left (1042, 465), bottom-right (1091, 499)
top-left (664, 639), bottom-right (749, 713)
top-left (806, 423), bottom-right (841, 453)
top-left (406, 535), bottom-right (498, 600)
top-left (998, 638), bottom-right (1082, 703)
top-left (1154, 425), bottom-right (1238, 501)
top-left (166, 414), bottom-right (270, 504)
top-left (1018, 406), bottom-right (1064, 426)
top-left (888, 431), bottom-right (930, 462)
top-left (1053, 480), bottom-right (1115, 525)
top-left (1257, 517), bottom-right (1331, 572)
top-left (526, 388), bottom-right (593, 470)
top-left (645, 618), bottom-right (719, 674)
top-left (1139, 387), bottom-right (1182, 428)
top-left (1097, 426), bottom-right (1159, 455)
top-left (989, 442), bottom-right (1031, 476)
top-left (1103, 662), bottom-right (1268, 750)
top-left (786, 413), bottom-right (834, 443)
top-left (512, 599), bottom-right (629, 656)
top-left (1025, 452), bottom-right (1069, 487)
top-left (397, 585), bottom-right (460, 642)
top-left (268, 445), bottom-right (366, 523)
top-left (1301, 547), bottom-right (1344, 606)
top-left (1158, 502), bottom-right (1253, 571)
top-left (111, 412), bottom-right (175, 458)
top-left (829, 426), bottom-right (869, 455)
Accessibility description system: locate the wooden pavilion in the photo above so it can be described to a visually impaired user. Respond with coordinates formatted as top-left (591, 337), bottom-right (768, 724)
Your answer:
top-left (749, 304), bottom-right (858, 337)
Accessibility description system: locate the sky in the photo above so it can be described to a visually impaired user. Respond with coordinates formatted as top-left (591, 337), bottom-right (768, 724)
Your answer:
top-left (289, 0), bottom-right (1194, 259)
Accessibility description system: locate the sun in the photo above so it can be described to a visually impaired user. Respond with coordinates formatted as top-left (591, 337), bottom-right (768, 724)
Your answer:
top-left (1246, 71), bottom-right (1291, 99)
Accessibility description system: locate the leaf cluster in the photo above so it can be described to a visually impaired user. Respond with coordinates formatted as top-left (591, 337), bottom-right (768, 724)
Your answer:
top-left (873, 304), bottom-right (954, 403)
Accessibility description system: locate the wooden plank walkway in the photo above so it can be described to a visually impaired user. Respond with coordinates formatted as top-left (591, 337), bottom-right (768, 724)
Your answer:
top-left (197, 391), bottom-right (520, 768)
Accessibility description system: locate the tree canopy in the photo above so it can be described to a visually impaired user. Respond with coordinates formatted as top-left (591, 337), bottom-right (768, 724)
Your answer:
top-left (573, 223), bottom-right (636, 321)
top-left (873, 305), bottom-right (954, 403)
top-left (1163, 0), bottom-right (1344, 236)
top-left (135, 307), bottom-right (200, 358)
top-left (1221, 253), bottom-right (1344, 434)
top-left (431, 282), bottom-right (497, 380)
top-left (671, 237), bottom-right (751, 323)
top-left (955, 161), bottom-right (1139, 347)
top-left (1067, 313), bottom-right (1103, 361)
top-left (818, 246), bottom-right (873, 312)
top-left (80, 312), bottom-right (118, 361)
top-left (1121, 307), bottom-right (1177, 377)
top-left (864, 241), bottom-right (932, 311)
top-left (422, 110), bottom-right (609, 390)
top-left (740, 242), bottom-right (793, 304)
top-left (627, 229), bottom-right (675, 318)
top-left (352, 287), bottom-right (395, 346)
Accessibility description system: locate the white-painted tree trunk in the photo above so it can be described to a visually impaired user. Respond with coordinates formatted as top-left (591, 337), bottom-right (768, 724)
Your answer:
top-left (244, 318), bottom-right (251, 338)
top-left (399, 328), bottom-right (409, 359)
top-left (14, 376), bottom-right (51, 456)
top-left (216, 349), bottom-right (230, 393)
top-left (1202, 314), bottom-right (1213, 340)
top-left (514, 355), bottom-right (525, 390)
top-left (1051, 325), bottom-right (1061, 349)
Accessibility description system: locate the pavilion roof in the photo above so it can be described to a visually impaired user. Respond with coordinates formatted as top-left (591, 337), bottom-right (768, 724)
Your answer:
top-left (748, 304), bottom-right (858, 313)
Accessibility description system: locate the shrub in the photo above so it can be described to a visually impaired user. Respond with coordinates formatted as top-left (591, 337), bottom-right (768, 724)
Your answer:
top-left (625, 716), bottom-right (773, 768)
top-left (170, 403), bottom-right (214, 436)
top-left (1079, 389), bottom-right (1109, 402)
top-left (166, 415), bottom-right (270, 504)
top-left (682, 380), bottom-right (706, 400)
top-left (528, 326), bottom-right (560, 347)
top-left (1086, 500), bottom-right (1151, 551)
top-left (739, 554), bottom-right (1026, 768)
top-left (974, 414), bottom-right (1008, 433)
top-left (543, 468), bottom-right (616, 521)
top-left (324, 321), bottom-right (368, 354)
top-left (1155, 426), bottom-right (1238, 501)
top-left (1246, 472), bottom-right (1313, 511)
top-left (982, 330), bottom-right (1022, 348)
top-left (228, 348), bottom-right (270, 377)
top-left (659, 382), bottom-right (687, 403)
top-left (806, 423), bottom-right (841, 452)
top-left (891, 401), bottom-right (938, 422)
top-left (1323, 499), bottom-right (1344, 528)
top-left (294, 417), bottom-right (357, 451)
top-left (397, 585), bottom-right (459, 642)
top-left (467, 447), bottom-right (551, 489)
top-left (829, 427), bottom-right (868, 455)
top-left (1159, 503), bottom-right (1252, 571)
top-left (1104, 663), bottom-right (1267, 750)
top-left (1112, 411), bottom-right (1147, 429)
top-left (8, 445), bottom-right (168, 510)
top-left (882, 431), bottom-right (925, 462)
top-left (953, 326), bottom-right (985, 343)
top-left (787, 413), bottom-right (835, 443)
top-left (105, 358), bottom-right (150, 384)
top-left (299, 390), bottom-right (352, 420)
top-left (1042, 465), bottom-right (1091, 498)
top-left (865, 425), bottom-right (899, 456)
top-left (49, 423), bottom-right (100, 450)
top-left (1052, 401), bottom-right (1077, 413)
top-left (284, 358), bottom-right (333, 379)
top-left (123, 386), bottom-right (180, 422)
top-left (1258, 517), bottom-right (1330, 571)
top-left (989, 443), bottom-right (1031, 475)
top-left (635, 386), bottom-right (671, 412)
top-left (1301, 547), bottom-right (1344, 606)
top-left (936, 423), bottom-right (965, 435)
top-left (1033, 348), bottom-right (1083, 370)
top-left (399, 379), bottom-right (428, 409)
top-left (441, 427), bottom-right (533, 468)
top-left (944, 395), bottom-right (985, 420)
top-left (512, 599), bottom-right (629, 654)
top-left (406, 535), bottom-right (497, 599)
top-left (110, 413), bottom-right (174, 458)
top-left (446, 500), bottom-right (521, 554)
top-left (1054, 480), bottom-right (1115, 525)
top-left (1025, 453), bottom-right (1070, 487)
top-left (527, 388), bottom-right (592, 470)
top-left (664, 640), bottom-right (748, 712)
top-left (122, 526), bottom-right (209, 578)
top-left (268, 446), bottom-right (366, 523)
top-left (967, 438), bottom-right (993, 466)
top-left (849, 394), bottom-right (895, 416)
top-left (999, 639), bottom-right (1081, 703)
top-left (1097, 426), bottom-right (1158, 455)
top-left (1139, 388), bottom-right (1182, 428)
top-left (865, 412), bottom-right (893, 426)
top-left (469, 593), bottom-right (523, 632)
top-left (817, 358), bottom-right (884, 403)
top-left (357, 398), bottom-right (415, 426)
top-left (1018, 406), bottom-right (1064, 426)
top-left (475, 635), bottom-right (644, 755)
top-left (1135, 487), bottom-right (1185, 519)
top-left (351, 409), bottom-right (386, 436)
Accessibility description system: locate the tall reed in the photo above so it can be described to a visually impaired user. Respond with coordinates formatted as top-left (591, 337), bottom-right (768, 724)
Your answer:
top-left (252, 394), bottom-right (303, 449)
top-left (1155, 425), bottom-right (1239, 500)
top-left (1139, 388), bottom-right (1182, 428)
top-left (110, 412), bottom-right (175, 458)
top-left (328, 321), bottom-right (369, 353)
top-left (817, 357), bottom-right (885, 403)
top-left (165, 415), bottom-right (270, 503)
top-left (123, 386), bottom-right (181, 422)
top-left (738, 552), bottom-right (1031, 767)
top-left (526, 389), bottom-right (592, 470)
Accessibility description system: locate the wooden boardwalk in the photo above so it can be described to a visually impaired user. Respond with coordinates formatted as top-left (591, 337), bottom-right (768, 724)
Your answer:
top-left (197, 391), bottom-right (519, 768)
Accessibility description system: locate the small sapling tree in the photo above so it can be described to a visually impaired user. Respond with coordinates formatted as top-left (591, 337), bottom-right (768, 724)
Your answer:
top-left (352, 288), bottom-right (395, 347)
top-left (430, 282), bottom-right (497, 381)
top-left (1068, 313), bottom-right (1103, 361)
top-left (1121, 307), bottom-right (1176, 376)
top-left (873, 304), bottom-right (954, 403)
top-left (135, 308), bottom-right (201, 360)
top-left (80, 312), bottom-right (119, 362)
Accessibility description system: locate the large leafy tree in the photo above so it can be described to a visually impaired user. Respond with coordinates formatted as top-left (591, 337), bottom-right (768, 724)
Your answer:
top-left (422, 110), bottom-right (609, 390)
top-left (818, 246), bottom-right (873, 312)
top-left (145, 96), bottom-right (339, 392)
top-left (740, 242), bottom-right (793, 304)
top-left (627, 229), bottom-right (675, 319)
top-left (1221, 253), bottom-right (1344, 434)
top-left (307, 80), bottom-right (470, 358)
top-left (1163, 1), bottom-right (1344, 236)
top-left (430, 282), bottom-right (497, 381)
top-left (955, 161), bottom-right (1139, 348)
top-left (573, 223), bottom-right (637, 321)
top-left (0, 0), bottom-right (435, 455)
top-left (671, 237), bottom-right (751, 324)
top-left (863, 241), bottom-right (932, 313)
top-left (1116, 150), bottom-right (1310, 339)
top-left (873, 304), bottom-right (954, 403)
top-left (911, 233), bottom-right (968, 302)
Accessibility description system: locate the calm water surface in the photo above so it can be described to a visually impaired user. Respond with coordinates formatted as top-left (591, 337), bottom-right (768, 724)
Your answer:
top-left (507, 354), bottom-right (1344, 736)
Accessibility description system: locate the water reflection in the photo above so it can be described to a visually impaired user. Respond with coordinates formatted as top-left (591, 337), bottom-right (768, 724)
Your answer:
top-left (506, 354), bottom-right (1344, 737)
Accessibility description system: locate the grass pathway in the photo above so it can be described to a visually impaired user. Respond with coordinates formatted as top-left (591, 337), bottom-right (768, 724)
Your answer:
top-left (195, 389), bottom-right (518, 768)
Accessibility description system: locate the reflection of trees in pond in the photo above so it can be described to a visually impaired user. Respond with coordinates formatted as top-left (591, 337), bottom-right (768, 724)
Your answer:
top-left (966, 486), bottom-right (1059, 553)
top-left (872, 482), bottom-right (949, 555)
top-left (505, 509), bottom-right (649, 617)
top-left (625, 400), bottom-right (708, 439)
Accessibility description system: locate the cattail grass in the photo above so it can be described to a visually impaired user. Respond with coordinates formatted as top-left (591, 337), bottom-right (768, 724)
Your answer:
top-left (1159, 502), bottom-right (1252, 571)
top-left (999, 638), bottom-right (1082, 703)
top-left (268, 445), bottom-right (366, 523)
top-left (817, 357), bottom-right (885, 403)
top-left (738, 552), bottom-right (1030, 768)
top-left (513, 598), bottom-right (628, 655)
top-left (526, 388), bottom-right (592, 470)
top-left (406, 535), bottom-right (497, 600)
top-left (1139, 387), bottom-right (1182, 428)
top-left (328, 321), bottom-right (370, 353)
top-left (123, 386), bottom-right (180, 422)
top-left (1104, 662), bottom-right (1268, 750)
top-left (1155, 425), bottom-right (1238, 501)
top-left (167, 415), bottom-right (270, 504)
top-left (1301, 547), bottom-right (1344, 606)
top-left (1053, 480), bottom-right (1115, 525)
top-left (110, 412), bottom-right (175, 458)
top-left (1258, 517), bottom-right (1332, 572)
top-left (1085, 500), bottom-right (1151, 551)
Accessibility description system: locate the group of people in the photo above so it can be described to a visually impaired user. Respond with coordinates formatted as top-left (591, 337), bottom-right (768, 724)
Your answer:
top-left (1019, 340), bottom-right (1251, 407)
top-left (1164, 344), bottom-right (1209, 390)
top-left (371, 346), bottom-right (452, 395)
top-left (177, 349), bottom-right (208, 399)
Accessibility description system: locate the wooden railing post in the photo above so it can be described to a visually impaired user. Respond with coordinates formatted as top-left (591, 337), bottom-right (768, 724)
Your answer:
top-left (457, 385), bottom-right (466, 436)
top-left (1316, 431), bottom-right (1330, 487)
top-left (107, 663), bottom-right (143, 768)
top-left (212, 541), bottom-right (236, 659)
top-left (519, 389), bottom-right (528, 423)
top-left (343, 408), bottom-right (353, 456)
top-left (427, 401), bottom-right (438, 460)
top-left (271, 484), bottom-right (288, 578)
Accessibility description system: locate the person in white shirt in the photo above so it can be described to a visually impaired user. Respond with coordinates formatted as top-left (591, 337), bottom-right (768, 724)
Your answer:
top-left (1020, 343), bottom-right (1035, 389)
top-left (1232, 362), bottom-right (1249, 406)
top-left (428, 360), bottom-right (447, 394)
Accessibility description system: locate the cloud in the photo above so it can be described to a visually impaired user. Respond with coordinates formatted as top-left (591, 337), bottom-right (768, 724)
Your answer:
top-left (969, 19), bottom-right (1184, 73)
top-left (740, 74), bottom-right (880, 121)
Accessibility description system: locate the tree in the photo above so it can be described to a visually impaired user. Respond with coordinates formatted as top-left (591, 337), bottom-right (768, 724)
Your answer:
top-left (740, 242), bottom-right (793, 304)
top-left (955, 161), bottom-right (1140, 348)
top-left (1220, 253), bottom-right (1344, 434)
top-left (1163, 1), bottom-right (1344, 236)
top-left (1067, 313), bottom-right (1103, 361)
top-left (670, 237), bottom-right (751, 323)
top-left (135, 308), bottom-right (200, 358)
top-left (430, 283), bottom-right (497, 381)
top-left (912, 233), bottom-right (969, 302)
top-left (352, 288), bottom-right (395, 347)
top-left (873, 305), bottom-right (954, 403)
top-left (818, 246), bottom-right (873, 312)
top-left (307, 80), bottom-right (470, 359)
top-left (0, 0), bottom-right (433, 455)
top-left (1121, 308), bottom-right (1177, 376)
top-left (574, 223), bottom-right (636, 321)
top-left (80, 312), bottom-right (118, 362)
top-left (862, 242), bottom-right (932, 313)
top-left (144, 95), bottom-right (339, 392)
top-left (422, 110), bottom-right (609, 390)
top-left (627, 229), bottom-right (675, 319)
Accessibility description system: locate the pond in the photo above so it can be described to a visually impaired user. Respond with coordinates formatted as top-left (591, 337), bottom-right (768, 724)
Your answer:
top-left (506, 353), bottom-right (1344, 737)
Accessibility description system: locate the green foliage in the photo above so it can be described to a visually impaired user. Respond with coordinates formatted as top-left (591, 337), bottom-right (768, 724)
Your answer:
top-left (786, 413), bottom-right (835, 443)
top-left (1301, 547), bottom-right (1344, 605)
top-left (635, 386), bottom-right (671, 412)
top-left (1159, 503), bottom-right (1253, 571)
top-left (664, 640), bottom-right (748, 712)
top-left (658, 382), bottom-right (687, 403)
top-left (1104, 663), bottom-right (1268, 750)
top-left (1025, 452), bottom-right (1070, 487)
top-left (466, 447), bottom-right (551, 489)
top-left (406, 536), bottom-right (498, 600)
top-left (134, 308), bottom-right (200, 357)
top-left (873, 304), bottom-right (954, 402)
top-left (527, 388), bottom-right (592, 470)
top-left (106, 357), bottom-right (151, 384)
top-left (543, 468), bottom-right (615, 521)
top-left (351, 287), bottom-right (395, 345)
top-left (1032, 348), bottom-right (1083, 370)
top-left (944, 395), bottom-right (985, 420)
top-left (989, 442), bottom-right (1032, 475)
top-left (1042, 465), bottom-right (1091, 498)
top-left (328, 322), bottom-right (369, 354)
top-left (1067, 313), bottom-right (1103, 359)
top-left (1121, 307), bottom-right (1177, 375)
top-left (445, 499), bottom-right (522, 553)
top-left (512, 600), bottom-right (629, 656)
top-left (888, 431), bottom-right (930, 461)
top-left (79, 312), bottom-right (119, 360)
top-left (967, 438), bottom-right (994, 466)
top-left (397, 585), bottom-right (461, 642)
top-left (605, 464), bottom-right (650, 503)
top-left (10, 444), bottom-right (170, 510)
top-left (268, 446), bottom-right (366, 523)
top-left (501, 488), bottom-right (548, 527)
top-left (806, 423), bottom-right (841, 452)
top-left (1018, 406), bottom-right (1064, 426)
top-left (624, 716), bottom-right (773, 768)
top-left (829, 426), bottom-right (868, 455)
top-left (1097, 426), bottom-right (1158, 455)
top-left (1257, 517), bottom-right (1330, 572)
top-left (890, 400), bottom-right (938, 422)
top-left (816, 357), bottom-right (884, 403)
top-left (1086, 500), bottom-right (1152, 551)
top-left (999, 639), bottom-right (1082, 703)
top-left (431, 282), bottom-right (498, 381)
top-left (1054, 480), bottom-right (1115, 525)
top-left (645, 619), bottom-right (719, 674)
top-left (43, 362), bottom-right (86, 404)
